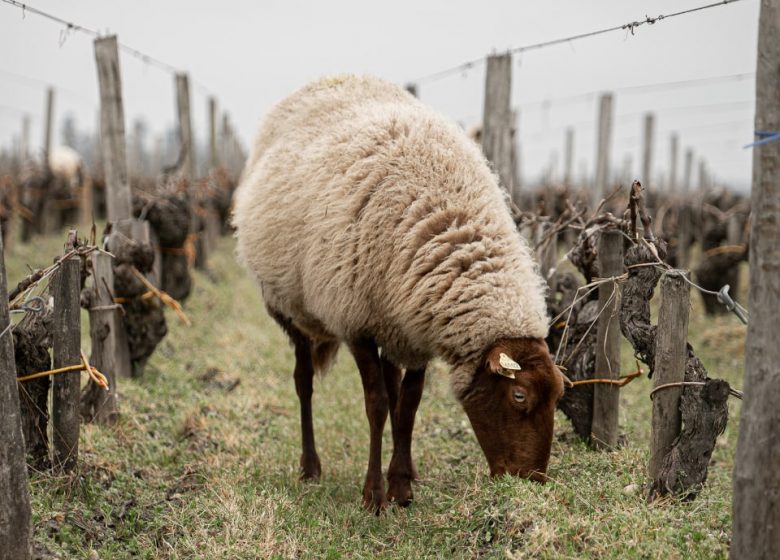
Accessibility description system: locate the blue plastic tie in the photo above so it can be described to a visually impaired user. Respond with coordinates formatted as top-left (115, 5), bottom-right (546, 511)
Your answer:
top-left (744, 130), bottom-right (780, 149)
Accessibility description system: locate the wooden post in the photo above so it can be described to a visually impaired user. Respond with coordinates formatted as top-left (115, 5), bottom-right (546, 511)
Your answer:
top-left (593, 93), bottom-right (614, 208)
top-left (175, 73), bottom-right (195, 181)
top-left (641, 113), bottom-right (655, 189)
top-left (648, 271), bottom-right (691, 496)
top-left (94, 36), bottom-right (133, 380)
top-left (0, 230), bottom-right (32, 559)
top-left (20, 114), bottom-right (30, 163)
top-left (591, 229), bottom-right (623, 449)
top-left (94, 36), bottom-right (133, 224)
top-left (677, 205), bottom-right (692, 270)
top-left (482, 53), bottom-right (515, 203)
top-left (4, 177), bottom-right (19, 255)
top-left (51, 231), bottom-right (81, 472)
top-left (208, 96), bottom-right (218, 170)
top-left (683, 148), bottom-right (693, 192)
top-left (510, 109), bottom-right (522, 202)
top-left (79, 175), bottom-right (94, 234)
top-left (698, 159), bottom-right (708, 191)
top-left (535, 224), bottom-right (557, 292)
top-left (563, 127), bottom-right (574, 186)
top-left (669, 133), bottom-right (679, 192)
top-left (43, 87), bottom-right (54, 171)
top-left (732, 2), bottom-right (780, 554)
top-left (405, 83), bottom-right (418, 97)
top-left (80, 251), bottom-right (119, 424)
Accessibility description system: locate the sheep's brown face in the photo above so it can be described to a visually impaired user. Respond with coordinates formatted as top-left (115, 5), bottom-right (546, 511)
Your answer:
top-left (459, 338), bottom-right (568, 481)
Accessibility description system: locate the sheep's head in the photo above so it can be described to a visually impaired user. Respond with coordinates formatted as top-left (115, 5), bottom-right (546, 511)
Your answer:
top-left (457, 337), bottom-right (569, 481)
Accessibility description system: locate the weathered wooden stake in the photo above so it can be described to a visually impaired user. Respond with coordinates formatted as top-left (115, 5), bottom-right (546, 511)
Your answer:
top-left (535, 224), bottom-right (558, 293)
top-left (51, 231), bottom-right (81, 472)
top-left (593, 93), bottom-right (613, 208)
top-left (669, 133), bottom-right (679, 192)
top-left (648, 271), bottom-right (690, 496)
top-left (698, 159), bottom-right (708, 191)
top-left (94, 36), bottom-right (133, 380)
top-left (677, 206), bottom-right (692, 270)
top-left (0, 230), bottom-right (32, 559)
top-left (641, 112), bottom-right (655, 189)
top-left (175, 73), bottom-right (196, 181)
top-left (79, 175), bottom-right (94, 234)
top-left (591, 229), bottom-right (623, 449)
top-left (95, 36), bottom-right (133, 224)
top-left (43, 87), bottom-right (54, 171)
top-left (563, 127), bottom-right (574, 186)
top-left (732, 1), bottom-right (780, 555)
top-left (80, 251), bottom-right (119, 424)
top-left (482, 53), bottom-right (515, 203)
top-left (208, 96), bottom-right (218, 169)
top-left (683, 148), bottom-right (693, 192)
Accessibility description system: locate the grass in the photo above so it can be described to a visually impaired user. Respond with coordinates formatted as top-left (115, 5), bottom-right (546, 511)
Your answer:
top-left (9, 231), bottom-right (746, 559)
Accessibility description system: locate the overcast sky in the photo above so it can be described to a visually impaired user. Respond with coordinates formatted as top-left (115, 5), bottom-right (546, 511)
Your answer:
top-left (0, 0), bottom-right (760, 189)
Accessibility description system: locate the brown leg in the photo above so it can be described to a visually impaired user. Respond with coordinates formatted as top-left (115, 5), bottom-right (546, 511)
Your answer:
top-left (293, 335), bottom-right (322, 480)
top-left (387, 366), bottom-right (426, 506)
top-left (350, 340), bottom-right (389, 513)
top-left (268, 309), bottom-right (322, 481)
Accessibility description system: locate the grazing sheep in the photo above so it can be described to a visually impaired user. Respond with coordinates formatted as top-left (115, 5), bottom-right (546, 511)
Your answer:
top-left (234, 75), bottom-right (568, 512)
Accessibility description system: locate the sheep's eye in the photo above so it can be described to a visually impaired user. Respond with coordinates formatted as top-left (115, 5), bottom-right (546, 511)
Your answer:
top-left (513, 390), bottom-right (526, 403)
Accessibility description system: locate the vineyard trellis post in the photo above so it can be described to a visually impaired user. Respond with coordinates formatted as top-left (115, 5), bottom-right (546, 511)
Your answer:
top-left (51, 231), bottom-right (81, 472)
top-left (41, 87), bottom-right (57, 234)
top-left (482, 53), bottom-right (515, 204)
top-left (209, 96), bottom-right (218, 169)
top-left (683, 148), bottom-right (693, 192)
top-left (177, 73), bottom-right (208, 269)
top-left (0, 230), bottom-right (32, 558)
top-left (94, 35), bottom-right (133, 380)
top-left (641, 112), bottom-right (655, 189)
top-left (43, 86), bottom-right (54, 172)
top-left (732, 0), bottom-right (780, 556)
top-left (591, 229), bottom-right (623, 449)
top-left (593, 93), bottom-right (613, 208)
top-left (669, 132), bottom-right (679, 192)
top-left (563, 127), bottom-right (574, 186)
top-left (648, 271), bottom-right (690, 497)
top-left (81, 251), bottom-right (119, 424)
top-left (175, 73), bottom-right (196, 181)
top-left (20, 113), bottom-right (30, 163)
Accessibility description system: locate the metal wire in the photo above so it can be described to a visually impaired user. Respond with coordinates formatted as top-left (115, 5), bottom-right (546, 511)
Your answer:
top-left (410, 0), bottom-right (748, 86)
top-left (0, 0), bottom-right (214, 95)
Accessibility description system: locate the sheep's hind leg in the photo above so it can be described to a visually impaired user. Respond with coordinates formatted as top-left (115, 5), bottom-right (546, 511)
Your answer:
top-left (350, 339), bottom-right (389, 513)
top-left (386, 364), bottom-right (425, 507)
top-left (292, 333), bottom-right (322, 481)
top-left (268, 309), bottom-right (322, 480)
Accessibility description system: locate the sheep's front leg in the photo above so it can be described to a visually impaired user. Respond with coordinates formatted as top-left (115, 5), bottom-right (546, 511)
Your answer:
top-left (386, 366), bottom-right (425, 506)
top-left (349, 339), bottom-right (389, 513)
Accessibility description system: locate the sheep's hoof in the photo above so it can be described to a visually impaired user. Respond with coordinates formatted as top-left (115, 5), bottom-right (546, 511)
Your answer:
top-left (387, 475), bottom-right (414, 507)
top-left (299, 454), bottom-right (321, 481)
top-left (362, 486), bottom-right (388, 514)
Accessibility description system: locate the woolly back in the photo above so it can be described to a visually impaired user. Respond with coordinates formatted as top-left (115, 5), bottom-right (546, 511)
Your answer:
top-left (234, 75), bottom-right (549, 369)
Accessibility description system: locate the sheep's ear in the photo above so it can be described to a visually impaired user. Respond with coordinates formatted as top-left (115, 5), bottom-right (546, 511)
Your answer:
top-left (486, 347), bottom-right (521, 379)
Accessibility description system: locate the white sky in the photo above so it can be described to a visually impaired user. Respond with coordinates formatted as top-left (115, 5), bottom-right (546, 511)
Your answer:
top-left (0, 0), bottom-right (760, 189)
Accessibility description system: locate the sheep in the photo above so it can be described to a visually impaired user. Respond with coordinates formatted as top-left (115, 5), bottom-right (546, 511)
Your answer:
top-left (233, 75), bottom-right (569, 512)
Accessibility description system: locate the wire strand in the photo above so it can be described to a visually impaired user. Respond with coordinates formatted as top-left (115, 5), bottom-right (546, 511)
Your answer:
top-left (0, 0), bottom-right (214, 95)
top-left (410, 0), bottom-right (748, 86)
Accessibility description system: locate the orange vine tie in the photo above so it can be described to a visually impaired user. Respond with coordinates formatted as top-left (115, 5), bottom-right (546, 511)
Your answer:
top-left (563, 363), bottom-right (644, 388)
top-left (130, 267), bottom-right (192, 326)
top-left (17, 350), bottom-right (109, 390)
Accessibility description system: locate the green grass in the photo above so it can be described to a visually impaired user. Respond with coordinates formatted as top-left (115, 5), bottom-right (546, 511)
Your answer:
top-left (9, 232), bottom-right (746, 559)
